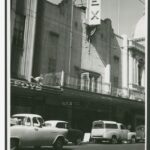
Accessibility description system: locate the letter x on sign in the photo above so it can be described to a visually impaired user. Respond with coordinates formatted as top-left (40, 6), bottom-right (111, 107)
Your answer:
top-left (91, 11), bottom-right (99, 20)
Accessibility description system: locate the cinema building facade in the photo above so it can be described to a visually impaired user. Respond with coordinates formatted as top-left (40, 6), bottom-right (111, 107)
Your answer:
top-left (11, 0), bottom-right (145, 132)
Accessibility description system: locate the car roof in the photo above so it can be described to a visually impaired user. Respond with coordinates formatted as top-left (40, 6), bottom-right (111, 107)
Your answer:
top-left (93, 120), bottom-right (117, 124)
top-left (45, 120), bottom-right (68, 124)
top-left (12, 113), bottom-right (42, 118)
top-left (45, 120), bottom-right (68, 127)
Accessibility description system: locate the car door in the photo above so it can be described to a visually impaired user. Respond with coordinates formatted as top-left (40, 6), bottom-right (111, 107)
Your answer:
top-left (120, 124), bottom-right (128, 140)
top-left (34, 117), bottom-right (58, 146)
top-left (20, 117), bottom-right (39, 147)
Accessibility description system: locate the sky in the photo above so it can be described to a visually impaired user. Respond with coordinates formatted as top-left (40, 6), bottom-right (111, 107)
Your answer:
top-left (101, 0), bottom-right (145, 38)
top-left (47, 0), bottom-right (145, 38)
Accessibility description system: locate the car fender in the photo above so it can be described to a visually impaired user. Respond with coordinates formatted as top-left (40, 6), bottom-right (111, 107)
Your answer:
top-left (104, 130), bottom-right (119, 139)
top-left (128, 132), bottom-right (136, 140)
top-left (52, 135), bottom-right (65, 145)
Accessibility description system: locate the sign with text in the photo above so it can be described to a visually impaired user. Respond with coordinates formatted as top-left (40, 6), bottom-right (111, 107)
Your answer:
top-left (11, 79), bottom-right (42, 91)
top-left (86, 0), bottom-right (101, 25)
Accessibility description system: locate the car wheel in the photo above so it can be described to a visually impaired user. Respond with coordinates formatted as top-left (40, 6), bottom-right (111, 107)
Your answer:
top-left (11, 139), bottom-right (19, 150)
top-left (111, 136), bottom-right (118, 144)
top-left (53, 138), bottom-right (63, 150)
top-left (94, 139), bottom-right (98, 144)
top-left (75, 138), bottom-right (82, 145)
top-left (130, 136), bottom-right (136, 144)
top-left (89, 138), bottom-right (95, 143)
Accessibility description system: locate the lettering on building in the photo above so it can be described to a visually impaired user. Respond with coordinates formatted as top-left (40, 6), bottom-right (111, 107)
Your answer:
top-left (86, 0), bottom-right (101, 25)
top-left (11, 79), bottom-right (42, 91)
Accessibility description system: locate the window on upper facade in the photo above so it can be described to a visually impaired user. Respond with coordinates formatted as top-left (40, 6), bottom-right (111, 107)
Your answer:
top-left (74, 21), bottom-right (78, 29)
top-left (113, 76), bottom-right (119, 87)
top-left (47, 32), bottom-right (59, 73)
top-left (48, 58), bottom-right (56, 73)
top-left (114, 56), bottom-right (119, 63)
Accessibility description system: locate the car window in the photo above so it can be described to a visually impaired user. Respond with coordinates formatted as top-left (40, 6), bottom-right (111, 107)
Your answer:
top-left (56, 122), bottom-right (67, 129)
top-left (33, 117), bottom-right (40, 127)
top-left (37, 117), bottom-right (44, 126)
top-left (120, 124), bottom-right (126, 129)
top-left (105, 123), bottom-right (118, 129)
top-left (25, 117), bottom-right (31, 126)
top-left (12, 116), bottom-right (26, 126)
top-left (92, 123), bottom-right (104, 129)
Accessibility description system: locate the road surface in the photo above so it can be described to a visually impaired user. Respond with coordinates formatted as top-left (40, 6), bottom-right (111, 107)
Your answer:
top-left (21, 143), bottom-right (145, 150)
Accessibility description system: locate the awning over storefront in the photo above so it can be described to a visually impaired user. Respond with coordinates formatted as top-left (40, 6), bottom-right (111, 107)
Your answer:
top-left (11, 79), bottom-right (144, 111)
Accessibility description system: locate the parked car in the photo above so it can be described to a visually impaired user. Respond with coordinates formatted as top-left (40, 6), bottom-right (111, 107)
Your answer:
top-left (135, 125), bottom-right (145, 142)
top-left (10, 114), bottom-right (68, 150)
top-left (45, 120), bottom-right (84, 145)
top-left (90, 120), bottom-right (136, 144)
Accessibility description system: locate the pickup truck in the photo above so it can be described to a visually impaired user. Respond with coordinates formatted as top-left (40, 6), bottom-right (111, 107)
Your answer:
top-left (90, 120), bottom-right (136, 144)
top-left (10, 114), bottom-right (68, 150)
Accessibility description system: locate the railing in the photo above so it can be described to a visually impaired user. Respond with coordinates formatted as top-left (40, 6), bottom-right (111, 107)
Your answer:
top-left (128, 40), bottom-right (145, 53)
top-left (39, 72), bottom-right (145, 101)
top-left (41, 72), bottom-right (62, 86)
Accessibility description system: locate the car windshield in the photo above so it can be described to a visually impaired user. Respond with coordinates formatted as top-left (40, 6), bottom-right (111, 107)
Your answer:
top-left (11, 116), bottom-right (26, 125)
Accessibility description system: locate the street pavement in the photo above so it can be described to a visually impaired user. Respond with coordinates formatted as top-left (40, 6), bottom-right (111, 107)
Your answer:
top-left (21, 143), bottom-right (145, 150)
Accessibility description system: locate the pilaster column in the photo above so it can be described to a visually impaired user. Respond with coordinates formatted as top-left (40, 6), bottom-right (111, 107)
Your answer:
top-left (81, 72), bottom-right (90, 91)
top-left (97, 76), bottom-right (102, 93)
top-left (129, 51), bottom-right (133, 88)
top-left (141, 67), bottom-right (145, 87)
top-left (104, 64), bottom-right (111, 93)
top-left (91, 76), bottom-right (95, 92)
top-left (121, 35), bottom-right (128, 88)
top-left (19, 0), bottom-right (37, 81)
top-left (104, 64), bottom-right (110, 83)
top-left (133, 57), bottom-right (136, 84)
top-left (136, 59), bottom-right (138, 85)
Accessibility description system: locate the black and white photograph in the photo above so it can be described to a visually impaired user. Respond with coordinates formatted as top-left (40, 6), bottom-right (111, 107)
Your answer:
top-left (8, 0), bottom-right (147, 150)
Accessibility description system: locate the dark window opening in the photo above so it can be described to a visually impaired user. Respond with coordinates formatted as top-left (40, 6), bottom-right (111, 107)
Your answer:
top-left (138, 62), bottom-right (143, 86)
top-left (113, 76), bottom-right (118, 87)
top-left (114, 56), bottom-right (119, 63)
top-left (48, 58), bottom-right (56, 73)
